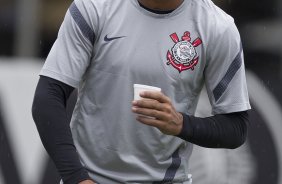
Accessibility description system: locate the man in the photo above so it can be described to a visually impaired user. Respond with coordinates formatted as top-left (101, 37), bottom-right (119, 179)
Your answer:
top-left (32, 0), bottom-right (251, 183)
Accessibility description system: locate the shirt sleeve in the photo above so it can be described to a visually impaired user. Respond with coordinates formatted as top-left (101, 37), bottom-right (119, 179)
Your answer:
top-left (177, 111), bottom-right (249, 149)
top-left (40, 0), bottom-right (97, 88)
top-left (204, 18), bottom-right (251, 114)
top-left (32, 76), bottom-right (92, 183)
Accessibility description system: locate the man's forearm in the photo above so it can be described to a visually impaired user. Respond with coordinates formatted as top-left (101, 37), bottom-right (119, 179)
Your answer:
top-left (177, 111), bottom-right (249, 149)
top-left (32, 76), bottom-right (91, 184)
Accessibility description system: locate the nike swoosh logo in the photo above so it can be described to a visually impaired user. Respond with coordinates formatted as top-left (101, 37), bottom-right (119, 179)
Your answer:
top-left (104, 34), bottom-right (126, 42)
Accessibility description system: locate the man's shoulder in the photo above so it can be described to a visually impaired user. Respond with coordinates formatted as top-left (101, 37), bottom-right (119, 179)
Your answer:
top-left (73, 0), bottom-right (124, 19)
top-left (191, 0), bottom-right (235, 39)
top-left (192, 0), bottom-right (234, 24)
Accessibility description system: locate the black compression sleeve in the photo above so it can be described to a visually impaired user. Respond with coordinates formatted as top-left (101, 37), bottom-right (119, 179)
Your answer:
top-left (177, 111), bottom-right (249, 149)
top-left (32, 76), bottom-right (91, 184)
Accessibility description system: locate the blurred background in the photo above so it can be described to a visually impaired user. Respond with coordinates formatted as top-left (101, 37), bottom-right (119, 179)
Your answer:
top-left (0, 0), bottom-right (281, 184)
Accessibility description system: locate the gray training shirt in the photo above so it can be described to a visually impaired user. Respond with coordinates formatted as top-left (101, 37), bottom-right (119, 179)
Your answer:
top-left (40, 0), bottom-right (251, 183)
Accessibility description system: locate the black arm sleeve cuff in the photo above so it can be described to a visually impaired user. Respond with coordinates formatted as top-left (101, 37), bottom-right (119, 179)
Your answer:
top-left (178, 113), bottom-right (194, 139)
top-left (32, 76), bottom-right (91, 184)
top-left (177, 111), bottom-right (249, 149)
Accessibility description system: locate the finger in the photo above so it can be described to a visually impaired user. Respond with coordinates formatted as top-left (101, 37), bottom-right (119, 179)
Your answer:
top-left (132, 99), bottom-right (164, 111)
top-left (137, 114), bottom-right (182, 135)
top-left (139, 91), bottom-right (171, 104)
top-left (136, 116), bottom-right (164, 129)
top-left (132, 107), bottom-right (169, 120)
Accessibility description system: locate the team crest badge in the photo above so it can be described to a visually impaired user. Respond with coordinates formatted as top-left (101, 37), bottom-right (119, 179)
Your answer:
top-left (167, 31), bottom-right (202, 73)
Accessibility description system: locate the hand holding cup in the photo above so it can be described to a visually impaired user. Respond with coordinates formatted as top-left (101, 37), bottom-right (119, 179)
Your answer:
top-left (132, 84), bottom-right (183, 135)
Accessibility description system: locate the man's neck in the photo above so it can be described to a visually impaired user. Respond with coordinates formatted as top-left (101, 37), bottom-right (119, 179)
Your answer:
top-left (138, 0), bottom-right (184, 11)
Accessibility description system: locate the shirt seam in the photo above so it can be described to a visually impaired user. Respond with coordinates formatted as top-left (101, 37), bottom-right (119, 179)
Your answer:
top-left (212, 102), bottom-right (251, 113)
top-left (40, 68), bottom-right (80, 88)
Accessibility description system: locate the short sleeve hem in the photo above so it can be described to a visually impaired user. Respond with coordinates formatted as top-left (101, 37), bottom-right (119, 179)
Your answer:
top-left (212, 102), bottom-right (251, 115)
top-left (40, 68), bottom-right (80, 88)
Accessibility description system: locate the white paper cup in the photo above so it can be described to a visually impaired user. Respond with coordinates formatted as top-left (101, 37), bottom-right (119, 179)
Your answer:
top-left (133, 84), bottom-right (161, 100)
top-left (133, 84), bottom-right (162, 119)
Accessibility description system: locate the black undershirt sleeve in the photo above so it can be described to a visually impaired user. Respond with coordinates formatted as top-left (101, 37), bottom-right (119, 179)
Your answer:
top-left (32, 76), bottom-right (91, 184)
top-left (177, 111), bottom-right (249, 149)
